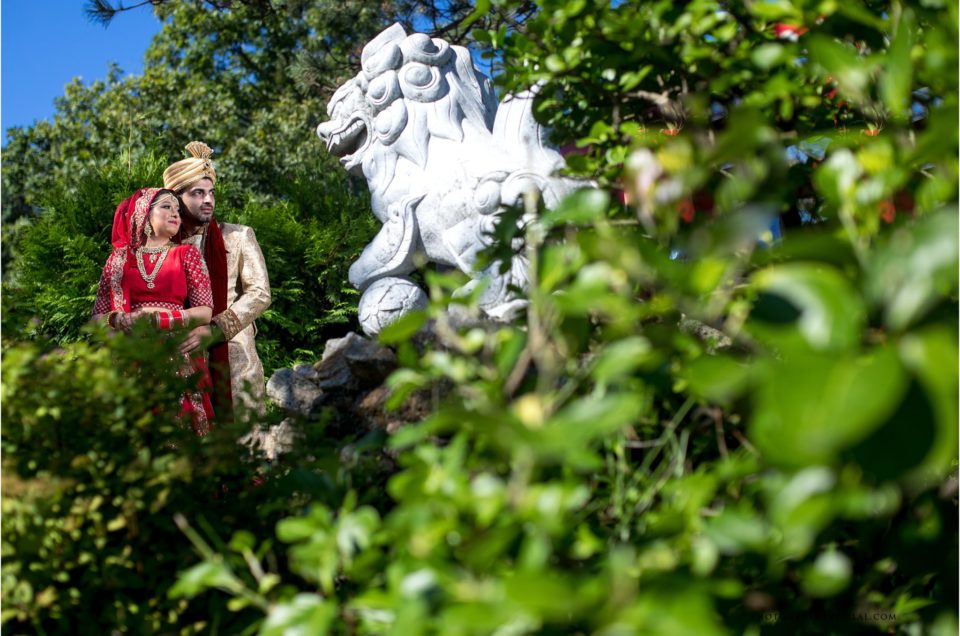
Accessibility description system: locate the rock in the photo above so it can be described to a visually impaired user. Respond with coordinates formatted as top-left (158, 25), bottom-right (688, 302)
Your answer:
top-left (357, 384), bottom-right (435, 434)
top-left (266, 367), bottom-right (324, 416)
top-left (240, 418), bottom-right (298, 461)
top-left (293, 363), bottom-right (319, 381)
top-left (265, 332), bottom-right (430, 441)
top-left (314, 332), bottom-right (397, 391)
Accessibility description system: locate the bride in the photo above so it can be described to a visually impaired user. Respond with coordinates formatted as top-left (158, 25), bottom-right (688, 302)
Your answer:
top-left (92, 187), bottom-right (216, 434)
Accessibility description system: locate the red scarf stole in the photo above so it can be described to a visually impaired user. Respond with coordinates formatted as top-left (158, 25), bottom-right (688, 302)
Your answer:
top-left (204, 219), bottom-right (234, 420)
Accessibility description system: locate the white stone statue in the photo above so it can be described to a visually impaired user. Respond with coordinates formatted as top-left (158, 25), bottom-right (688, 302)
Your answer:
top-left (317, 23), bottom-right (581, 336)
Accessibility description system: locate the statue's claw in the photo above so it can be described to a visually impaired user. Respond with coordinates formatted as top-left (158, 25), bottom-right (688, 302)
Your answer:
top-left (349, 194), bottom-right (425, 291)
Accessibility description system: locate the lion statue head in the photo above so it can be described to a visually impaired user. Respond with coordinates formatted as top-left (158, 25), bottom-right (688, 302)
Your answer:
top-left (318, 24), bottom-right (501, 210)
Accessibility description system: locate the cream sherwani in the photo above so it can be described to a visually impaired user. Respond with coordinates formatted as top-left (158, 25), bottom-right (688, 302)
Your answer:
top-left (183, 222), bottom-right (271, 416)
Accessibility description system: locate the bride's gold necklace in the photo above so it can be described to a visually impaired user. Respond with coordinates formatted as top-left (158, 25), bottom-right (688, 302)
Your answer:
top-left (136, 243), bottom-right (172, 289)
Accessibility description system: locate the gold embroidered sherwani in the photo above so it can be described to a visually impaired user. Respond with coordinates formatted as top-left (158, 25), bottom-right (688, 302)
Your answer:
top-left (183, 222), bottom-right (271, 416)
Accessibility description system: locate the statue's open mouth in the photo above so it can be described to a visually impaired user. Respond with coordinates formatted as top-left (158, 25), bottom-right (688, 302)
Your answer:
top-left (326, 116), bottom-right (369, 162)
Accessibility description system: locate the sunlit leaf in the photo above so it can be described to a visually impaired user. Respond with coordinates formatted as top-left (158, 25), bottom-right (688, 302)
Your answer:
top-left (260, 594), bottom-right (335, 636)
top-left (751, 263), bottom-right (865, 351)
top-left (867, 209), bottom-right (959, 331)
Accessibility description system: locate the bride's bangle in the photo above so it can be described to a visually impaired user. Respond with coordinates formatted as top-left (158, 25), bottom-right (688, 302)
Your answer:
top-left (154, 311), bottom-right (186, 330)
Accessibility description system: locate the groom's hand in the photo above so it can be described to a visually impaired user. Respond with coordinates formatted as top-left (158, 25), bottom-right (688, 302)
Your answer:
top-left (179, 325), bottom-right (212, 354)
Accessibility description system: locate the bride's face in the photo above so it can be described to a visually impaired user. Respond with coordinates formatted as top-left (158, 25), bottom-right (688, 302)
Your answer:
top-left (149, 194), bottom-right (182, 240)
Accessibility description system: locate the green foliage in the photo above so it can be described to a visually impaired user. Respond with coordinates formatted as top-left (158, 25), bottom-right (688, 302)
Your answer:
top-left (160, 1), bottom-right (957, 634)
top-left (3, 0), bottom-right (957, 635)
top-left (2, 151), bottom-right (167, 342)
top-left (229, 174), bottom-right (377, 372)
top-left (1, 326), bottom-right (258, 633)
top-left (0, 323), bottom-right (395, 634)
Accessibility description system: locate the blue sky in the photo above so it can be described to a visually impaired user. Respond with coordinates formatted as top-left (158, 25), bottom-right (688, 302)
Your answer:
top-left (2, 0), bottom-right (161, 142)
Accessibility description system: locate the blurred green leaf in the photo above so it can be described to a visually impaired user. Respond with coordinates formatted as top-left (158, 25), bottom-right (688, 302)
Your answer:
top-left (808, 36), bottom-right (871, 103)
top-left (802, 550), bottom-right (852, 597)
top-left (540, 188), bottom-right (610, 228)
top-left (591, 336), bottom-right (654, 383)
top-left (896, 327), bottom-right (960, 483)
top-left (378, 310), bottom-right (428, 345)
top-left (683, 355), bottom-right (751, 405)
top-left (168, 561), bottom-right (237, 599)
top-left (880, 9), bottom-right (915, 118)
top-left (260, 594), bottom-right (335, 636)
top-left (867, 209), bottom-right (959, 331)
top-left (751, 263), bottom-right (866, 351)
top-left (751, 346), bottom-right (908, 468)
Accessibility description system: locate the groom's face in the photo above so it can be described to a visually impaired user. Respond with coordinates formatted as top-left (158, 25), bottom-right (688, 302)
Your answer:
top-left (179, 177), bottom-right (216, 224)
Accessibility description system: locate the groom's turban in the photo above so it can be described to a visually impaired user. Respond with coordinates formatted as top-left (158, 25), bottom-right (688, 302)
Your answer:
top-left (163, 141), bottom-right (217, 192)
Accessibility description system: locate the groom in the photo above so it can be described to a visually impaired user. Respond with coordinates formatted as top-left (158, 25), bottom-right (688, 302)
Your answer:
top-left (164, 141), bottom-right (272, 419)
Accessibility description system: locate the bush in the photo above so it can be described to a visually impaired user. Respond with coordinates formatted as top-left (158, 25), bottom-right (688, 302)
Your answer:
top-left (1, 325), bottom-right (250, 633)
top-left (0, 323), bottom-right (390, 634)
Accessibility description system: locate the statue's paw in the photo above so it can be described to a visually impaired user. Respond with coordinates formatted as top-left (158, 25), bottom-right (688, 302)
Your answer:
top-left (349, 196), bottom-right (424, 291)
top-left (482, 298), bottom-right (528, 322)
top-left (453, 265), bottom-right (528, 324)
top-left (358, 276), bottom-right (429, 337)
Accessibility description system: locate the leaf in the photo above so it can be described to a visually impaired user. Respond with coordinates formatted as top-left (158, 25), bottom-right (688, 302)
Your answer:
top-left (767, 467), bottom-right (838, 558)
top-left (808, 36), bottom-right (871, 103)
top-left (168, 561), bottom-right (237, 599)
top-left (751, 263), bottom-right (866, 351)
top-left (503, 571), bottom-right (589, 620)
top-left (549, 393), bottom-right (644, 436)
top-left (260, 594), bottom-right (336, 636)
top-left (229, 530), bottom-right (256, 553)
top-left (335, 507), bottom-right (380, 563)
top-left (277, 507), bottom-right (332, 543)
top-left (683, 355), bottom-right (752, 405)
top-left (747, 0), bottom-right (801, 21)
top-left (752, 43), bottom-right (786, 70)
top-left (880, 9), bottom-right (915, 118)
top-left (802, 550), bottom-right (852, 597)
top-left (867, 209), bottom-right (959, 332)
top-left (750, 346), bottom-right (909, 468)
top-left (705, 507), bottom-right (769, 555)
top-left (590, 336), bottom-right (654, 383)
top-left (460, 0), bottom-right (490, 30)
top-left (896, 327), bottom-right (959, 483)
top-left (539, 188), bottom-right (610, 228)
top-left (377, 310), bottom-right (428, 345)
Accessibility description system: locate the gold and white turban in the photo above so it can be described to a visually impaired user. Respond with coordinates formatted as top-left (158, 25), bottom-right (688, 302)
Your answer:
top-left (163, 141), bottom-right (217, 192)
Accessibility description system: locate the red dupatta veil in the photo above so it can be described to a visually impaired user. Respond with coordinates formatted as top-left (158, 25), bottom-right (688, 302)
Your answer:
top-left (107, 188), bottom-right (168, 311)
